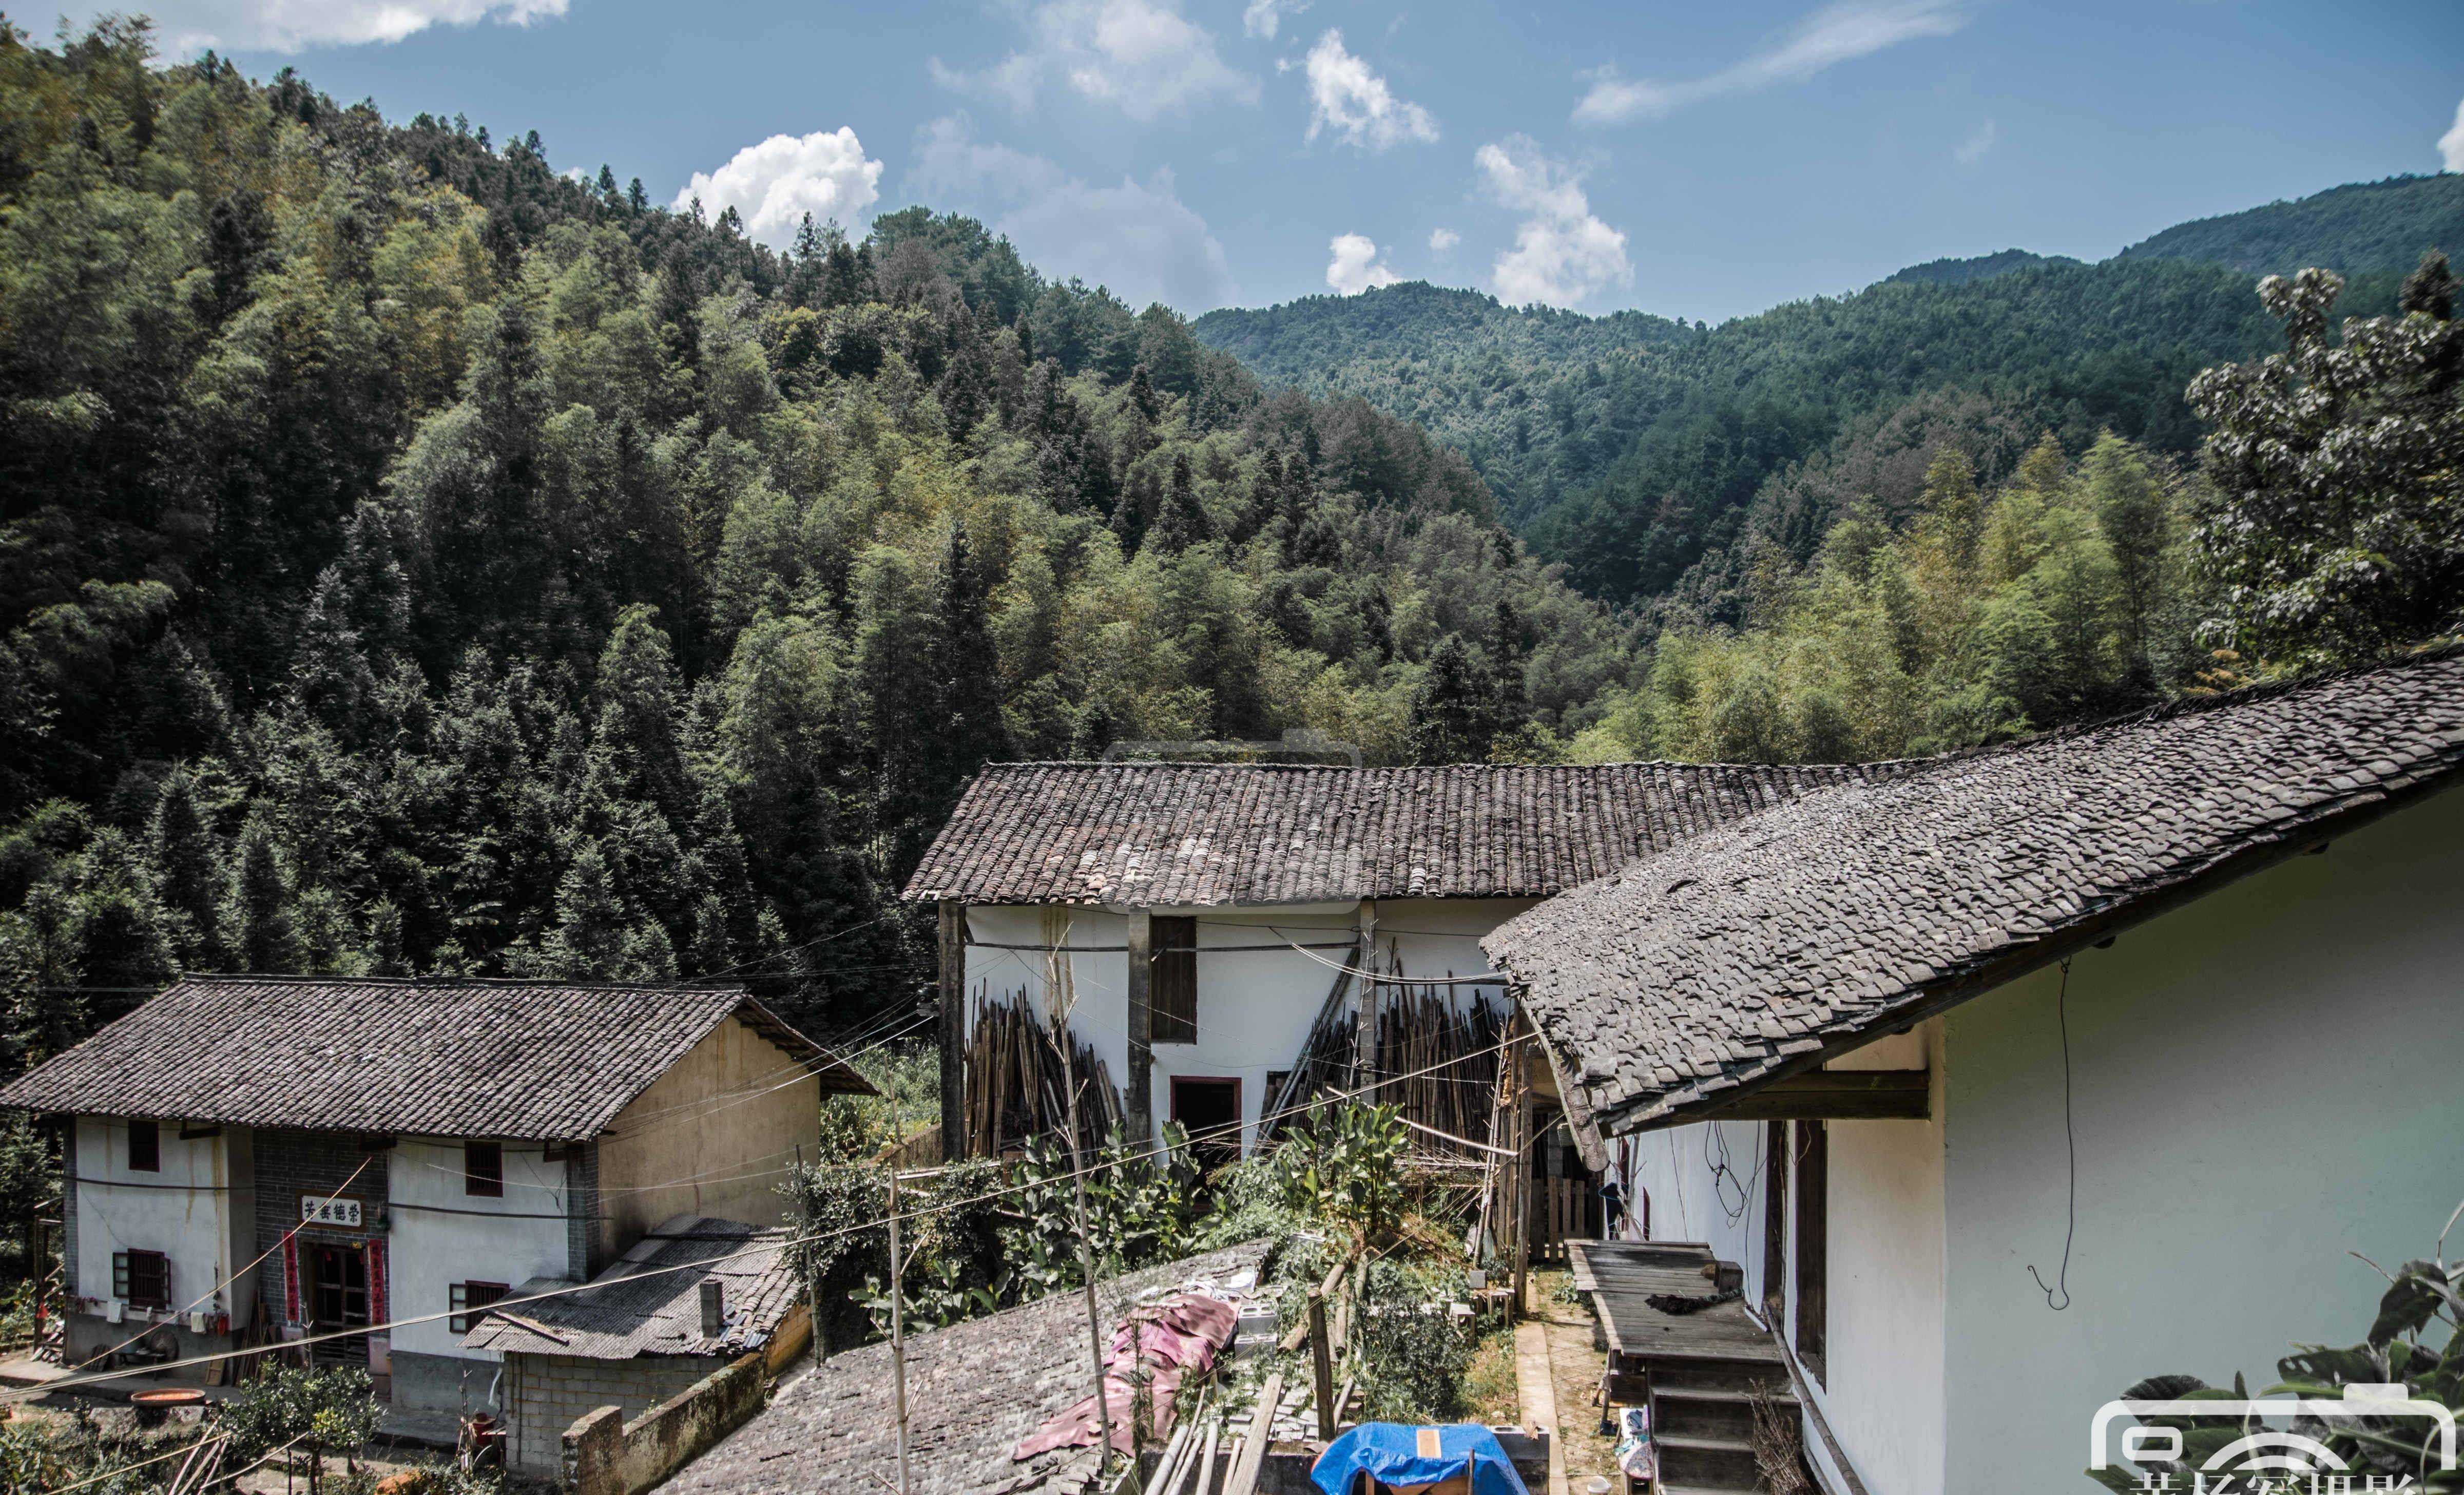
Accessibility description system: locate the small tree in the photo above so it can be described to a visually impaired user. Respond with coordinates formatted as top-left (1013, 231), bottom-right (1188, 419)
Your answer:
top-left (224, 1366), bottom-right (380, 1493)
top-left (2185, 256), bottom-right (2464, 669)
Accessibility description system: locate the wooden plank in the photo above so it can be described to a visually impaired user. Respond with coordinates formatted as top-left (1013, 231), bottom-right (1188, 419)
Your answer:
top-left (1126, 911), bottom-right (1153, 1145)
top-left (1223, 1373), bottom-right (1282, 1495)
top-left (938, 902), bottom-right (966, 1161)
top-left (1697, 1069), bottom-right (1929, 1121)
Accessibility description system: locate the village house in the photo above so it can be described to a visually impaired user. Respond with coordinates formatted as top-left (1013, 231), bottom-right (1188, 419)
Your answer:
top-left (1483, 650), bottom-right (2464, 1495)
top-left (902, 761), bottom-right (1895, 1177)
top-left (461, 1214), bottom-right (807, 1477)
top-left (0, 977), bottom-right (866, 1414)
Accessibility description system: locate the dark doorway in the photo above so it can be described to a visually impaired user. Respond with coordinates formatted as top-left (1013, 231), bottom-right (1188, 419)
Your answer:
top-left (310, 1242), bottom-right (370, 1363)
top-left (1793, 1121), bottom-right (1828, 1384)
top-left (1170, 1077), bottom-right (1242, 1173)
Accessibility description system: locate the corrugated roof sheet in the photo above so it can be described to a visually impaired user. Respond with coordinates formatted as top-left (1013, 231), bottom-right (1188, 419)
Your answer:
top-left (1485, 650), bottom-right (2464, 1137)
top-left (903, 762), bottom-right (1896, 907)
top-left (0, 977), bottom-right (870, 1139)
top-left (463, 1215), bottom-right (800, 1359)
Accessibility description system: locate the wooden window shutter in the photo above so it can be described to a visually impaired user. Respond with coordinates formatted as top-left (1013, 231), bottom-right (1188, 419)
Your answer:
top-left (1761, 1120), bottom-right (1788, 1322)
top-left (1794, 1120), bottom-right (1828, 1383)
top-left (1150, 916), bottom-right (1197, 1044)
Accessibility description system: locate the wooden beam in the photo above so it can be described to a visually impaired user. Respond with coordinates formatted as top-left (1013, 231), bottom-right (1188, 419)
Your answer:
top-left (1350, 899), bottom-right (1378, 1088)
top-left (1697, 1069), bottom-right (1929, 1122)
top-left (1125, 910), bottom-right (1154, 1146)
top-left (937, 901), bottom-right (966, 1162)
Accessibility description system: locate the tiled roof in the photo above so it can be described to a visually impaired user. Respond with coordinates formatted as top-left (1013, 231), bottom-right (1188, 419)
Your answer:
top-left (670, 1240), bottom-right (1274, 1495)
top-left (904, 762), bottom-right (1896, 907)
top-left (1485, 650), bottom-right (2464, 1137)
top-left (464, 1215), bottom-right (800, 1359)
top-left (0, 977), bottom-right (871, 1139)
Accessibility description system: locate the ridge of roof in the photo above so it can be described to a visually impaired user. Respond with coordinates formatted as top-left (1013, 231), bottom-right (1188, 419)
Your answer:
top-left (1485, 648), bottom-right (2464, 1141)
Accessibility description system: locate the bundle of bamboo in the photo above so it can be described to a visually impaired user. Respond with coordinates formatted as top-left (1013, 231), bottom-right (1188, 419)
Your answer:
top-left (961, 988), bottom-right (1123, 1157)
top-left (1372, 985), bottom-right (1504, 1155)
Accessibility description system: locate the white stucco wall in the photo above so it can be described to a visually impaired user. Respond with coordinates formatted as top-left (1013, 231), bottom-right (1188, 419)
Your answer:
top-left (387, 1137), bottom-right (572, 1364)
top-left (961, 898), bottom-right (1530, 1148)
top-left (1801, 1026), bottom-right (1946, 1495)
top-left (71, 1118), bottom-right (254, 1325)
top-left (1900, 784), bottom-right (2464, 1492)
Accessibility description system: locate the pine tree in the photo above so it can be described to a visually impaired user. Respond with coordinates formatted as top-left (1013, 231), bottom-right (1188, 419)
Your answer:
top-left (926, 524), bottom-right (1014, 816)
top-left (542, 841), bottom-right (627, 980)
top-left (1149, 452), bottom-right (1213, 554)
top-left (2081, 432), bottom-right (2171, 680)
top-left (149, 769), bottom-right (220, 963)
top-left (228, 812), bottom-right (299, 973)
top-left (1408, 636), bottom-right (1500, 764)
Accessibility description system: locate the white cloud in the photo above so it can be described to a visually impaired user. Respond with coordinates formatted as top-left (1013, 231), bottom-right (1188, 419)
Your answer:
top-left (103, 0), bottom-right (564, 53)
top-left (1301, 29), bottom-right (1438, 150)
top-left (909, 114), bottom-right (1237, 310)
top-left (1574, 0), bottom-right (1967, 125)
top-left (1242, 0), bottom-right (1306, 41)
top-left (1428, 227), bottom-right (1459, 251)
top-left (1953, 117), bottom-right (1996, 165)
top-left (674, 129), bottom-right (883, 251)
top-left (2442, 98), bottom-right (2464, 172)
top-left (1475, 137), bottom-right (1632, 308)
top-left (1326, 234), bottom-right (1400, 295)
top-left (937, 0), bottom-right (1256, 122)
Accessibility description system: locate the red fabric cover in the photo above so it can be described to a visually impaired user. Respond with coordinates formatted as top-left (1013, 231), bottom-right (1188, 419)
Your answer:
top-left (1014, 1292), bottom-right (1240, 1460)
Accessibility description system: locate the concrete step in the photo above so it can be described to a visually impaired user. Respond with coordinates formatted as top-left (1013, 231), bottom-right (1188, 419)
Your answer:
top-left (1651, 1385), bottom-right (1798, 1442)
top-left (1653, 1431), bottom-right (1759, 1489)
top-left (1641, 1353), bottom-right (1793, 1395)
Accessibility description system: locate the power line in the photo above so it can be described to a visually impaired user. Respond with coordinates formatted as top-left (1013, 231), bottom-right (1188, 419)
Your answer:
top-left (14, 1031), bottom-right (1529, 1402)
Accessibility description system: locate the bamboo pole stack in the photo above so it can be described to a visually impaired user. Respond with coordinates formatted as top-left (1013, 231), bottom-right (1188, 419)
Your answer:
top-left (961, 988), bottom-right (1122, 1156)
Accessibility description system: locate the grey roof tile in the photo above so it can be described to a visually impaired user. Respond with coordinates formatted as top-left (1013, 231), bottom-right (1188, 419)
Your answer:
top-left (1484, 651), bottom-right (2464, 1138)
top-left (464, 1215), bottom-right (801, 1359)
top-left (0, 977), bottom-right (870, 1138)
top-left (903, 762), bottom-right (1898, 907)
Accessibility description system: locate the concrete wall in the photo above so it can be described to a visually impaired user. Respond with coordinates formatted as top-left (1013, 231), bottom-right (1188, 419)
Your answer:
top-left (69, 1118), bottom-right (255, 1329)
top-left (1931, 784), bottom-right (2464, 1494)
top-left (63, 1119), bottom-right (255, 1365)
top-left (961, 898), bottom-right (1529, 1149)
top-left (506, 1350), bottom-right (723, 1474)
top-left (562, 1351), bottom-right (771, 1495)
top-left (594, 1015), bottom-right (820, 1253)
top-left (386, 1135), bottom-right (574, 1401)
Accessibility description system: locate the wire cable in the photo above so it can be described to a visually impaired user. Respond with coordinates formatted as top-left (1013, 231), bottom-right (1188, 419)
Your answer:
top-left (2027, 958), bottom-right (2077, 1312)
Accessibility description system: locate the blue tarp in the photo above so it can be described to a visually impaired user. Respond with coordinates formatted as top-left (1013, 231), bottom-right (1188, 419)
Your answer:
top-left (1309, 1424), bottom-right (1531, 1495)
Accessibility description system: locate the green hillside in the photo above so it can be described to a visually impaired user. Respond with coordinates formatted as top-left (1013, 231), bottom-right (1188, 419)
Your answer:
top-left (2118, 173), bottom-right (2464, 277)
top-left (1192, 175), bottom-right (2460, 607)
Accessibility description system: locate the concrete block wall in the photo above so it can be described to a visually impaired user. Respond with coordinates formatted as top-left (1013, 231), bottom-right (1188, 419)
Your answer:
top-left (560, 1351), bottom-right (771, 1495)
top-left (506, 1351), bottom-right (721, 1475)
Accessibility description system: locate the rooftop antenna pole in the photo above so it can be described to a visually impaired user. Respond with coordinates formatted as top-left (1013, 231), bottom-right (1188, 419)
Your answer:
top-left (889, 1162), bottom-right (912, 1495)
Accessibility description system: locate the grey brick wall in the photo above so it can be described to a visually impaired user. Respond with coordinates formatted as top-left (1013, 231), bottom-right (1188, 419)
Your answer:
top-left (565, 1141), bottom-right (601, 1282)
top-left (505, 1350), bottom-right (721, 1474)
top-left (253, 1129), bottom-right (391, 1325)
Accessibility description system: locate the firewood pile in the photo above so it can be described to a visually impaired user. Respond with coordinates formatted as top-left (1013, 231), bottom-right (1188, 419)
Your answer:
top-left (961, 988), bottom-right (1123, 1157)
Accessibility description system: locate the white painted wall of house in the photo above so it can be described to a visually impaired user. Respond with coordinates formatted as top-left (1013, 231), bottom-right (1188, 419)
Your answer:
top-left (388, 1137), bottom-right (571, 1365)
top-left (961, 898), bottom-right (1530, 1148)
top-left (70, 1118), bottom-right (253, 1325)
top-left (1718, 783), bottom-right (2464, 1495)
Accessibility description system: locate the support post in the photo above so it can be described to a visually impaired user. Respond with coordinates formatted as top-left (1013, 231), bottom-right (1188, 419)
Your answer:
top-left (1349, 899), bottom-right (1378, 1090)
top-left (889, 1165), bottom-right (911, 1495)
top-left (1125, 909), bottom-right (1154, 1146)
top-left (1510, 1039), bottom-right (1532, 1317)
top-left (937, 900), bottom-right (966, 1162)
top-left (1307, 1288), bottom-right (1335, 1441)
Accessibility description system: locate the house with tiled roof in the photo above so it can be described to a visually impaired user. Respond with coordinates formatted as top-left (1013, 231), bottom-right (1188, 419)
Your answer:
top-left (1483, 650), bottom-right (2464, 1495)
top-left (0, 977), bottom-right (869, 1414)
top-left (903, 762), bottom-right (1893, 1176)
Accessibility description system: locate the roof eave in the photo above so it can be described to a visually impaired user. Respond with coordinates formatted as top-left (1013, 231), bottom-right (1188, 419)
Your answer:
top-left (1572, 762), bottom-right (2464, 1138)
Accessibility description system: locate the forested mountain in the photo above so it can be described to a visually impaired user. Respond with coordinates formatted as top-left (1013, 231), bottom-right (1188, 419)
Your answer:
top-left (0, 21), bottom-right (1637, 1045)
top-left (2116, 173), bottom-right (2464, 277)
top-left (1192, 174), bottom-right (2458, 610)
top-left (1881, 249), bottom-right (2082, 286)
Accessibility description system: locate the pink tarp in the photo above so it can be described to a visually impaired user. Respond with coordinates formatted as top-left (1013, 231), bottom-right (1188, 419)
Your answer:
top-left (1014, 1292), bottom-right (1240, 1459)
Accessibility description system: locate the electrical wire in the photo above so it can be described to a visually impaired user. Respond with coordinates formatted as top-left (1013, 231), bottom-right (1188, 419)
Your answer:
top-left (2027, 958), bottom-right (2077, 1312)
top-left (13, 1029), bottom-right (1531, 1403)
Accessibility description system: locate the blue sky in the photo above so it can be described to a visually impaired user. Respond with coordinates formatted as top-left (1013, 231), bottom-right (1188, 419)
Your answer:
top-left (70, 0), bottom-right (2464, 322)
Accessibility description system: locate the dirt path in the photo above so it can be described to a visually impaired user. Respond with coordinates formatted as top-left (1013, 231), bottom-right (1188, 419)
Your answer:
top-left (1526, 1270), bottom-right (1618, 1495)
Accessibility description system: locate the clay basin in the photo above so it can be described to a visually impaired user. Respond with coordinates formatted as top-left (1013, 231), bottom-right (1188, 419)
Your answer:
top-left (130, 1387), bottom-right (207, 1426)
